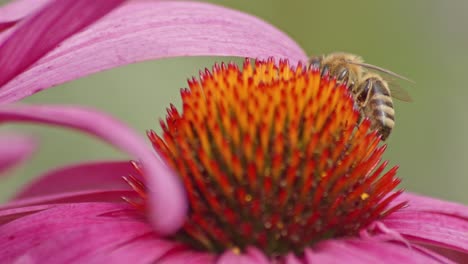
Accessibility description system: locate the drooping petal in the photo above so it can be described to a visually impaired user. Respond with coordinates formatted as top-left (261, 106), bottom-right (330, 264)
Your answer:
top-left (0, 1), bottom-right (308, 103)
top-left (0, 202), bottom-right (179, 264)
top-left (14, 160), bottom-right (135, 199)
top-left (0, 104), bottom-right (187, 235)
top-left (0, 0), bottom-right (126, 89)
top-left (0, 134), bottom-right (35, 176)
top-left (305, 239), bottom-right (454, 264)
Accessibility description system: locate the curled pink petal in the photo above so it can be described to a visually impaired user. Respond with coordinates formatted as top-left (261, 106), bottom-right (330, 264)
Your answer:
top-left (0, 0), bottom-right (126, 89)
top-left (0, 134), bottom-right (35, 176)
top-left (0, 104), bottom-right (187, 234)
top-left (305, 239), bottom-right (454, 264)
top-left (0, 1), bottom-right (308, 103)
top-left (0, 202), bottom-right (162, 263)
top-left (15, 160), bottom-right (135, 199)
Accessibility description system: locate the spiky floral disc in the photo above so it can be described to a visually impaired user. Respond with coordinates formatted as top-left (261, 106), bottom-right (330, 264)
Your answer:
top-left (133, 58), bottom-right (404, 256)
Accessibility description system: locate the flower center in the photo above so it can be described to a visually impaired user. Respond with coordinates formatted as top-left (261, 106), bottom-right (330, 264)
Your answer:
top-left (127, 58), bottom-right (405, 256)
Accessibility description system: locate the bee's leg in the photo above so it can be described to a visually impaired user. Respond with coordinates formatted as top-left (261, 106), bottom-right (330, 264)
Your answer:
top-left (356, 78), bottom-right (373, 108)
top-left (348, 81), bottom-right (355, 92)
top-left (353, 80), bottom-right (372, 126)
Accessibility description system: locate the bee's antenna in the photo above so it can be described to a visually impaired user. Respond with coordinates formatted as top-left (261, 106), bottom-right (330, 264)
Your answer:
top-left (348, 61), bottom-right (415, 84)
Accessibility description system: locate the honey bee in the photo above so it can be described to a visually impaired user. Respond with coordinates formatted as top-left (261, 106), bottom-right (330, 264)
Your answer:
top-left (309, 52), bottom-right (412, 140)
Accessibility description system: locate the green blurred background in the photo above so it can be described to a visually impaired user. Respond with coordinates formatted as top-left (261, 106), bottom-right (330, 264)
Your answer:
top-left (1, 0), bottom-right (468, 204)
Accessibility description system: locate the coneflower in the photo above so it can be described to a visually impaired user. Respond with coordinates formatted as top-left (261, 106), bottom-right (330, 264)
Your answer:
top-left (0, 1), bottom-right (467, 263)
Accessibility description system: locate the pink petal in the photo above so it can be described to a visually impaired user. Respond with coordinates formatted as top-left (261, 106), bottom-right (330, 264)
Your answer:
top-left (397, 192), bottom-right (468, 219)
top-left (0, 104), bottom-right (187, 235)
top-left (0, 1), bottom-right (308, 103)
top-left (243, 247), bottom-right (271, 264)
top-left (216, 251), bottom-right (259, 264)
top-left (91, 235), bottom-right (186, 264)
top-left (0, 204), bottom-right (56, 225)
top-left (423, 244), bottom-right (468, 263)
top-left (384, 192), bottom-right (468, 256)
top-left (305, 239), bottom-right (454, 264)
top-left (1, 189), bottom-right (136, 211)
top-left (0, 21), bottom-right (17, 33)
top-left (0, 134), bottom-right (35, 176)
top-left (384, 210), bottom-right (468, 255)
top-left (0, 0), bottom-right (50, 23)
top-left (0, 202), bottom-right (177, 263)
top-left (14, 160), bottom-right (136, 199)
top-left (216, 248), bottom-right (269, 264)
top-left (284, 254), bottom-right (304, 264)
top-left (0, 0), bottom-right (126, 89)
top-left (156, 249), bottom-right (216, 264)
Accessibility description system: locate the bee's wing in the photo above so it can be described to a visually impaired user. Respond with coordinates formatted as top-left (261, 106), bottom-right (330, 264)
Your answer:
top-left (387, 81), bottom-right (413, 102)
top-left (349, 61), bottom-right (414, 102)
